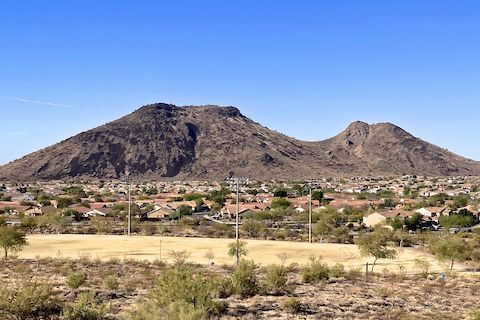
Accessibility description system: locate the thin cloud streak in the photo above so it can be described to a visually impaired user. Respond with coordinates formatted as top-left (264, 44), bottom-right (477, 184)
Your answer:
top-left (0, 95), bottom-right (73, 108)
top-left (4, 131), bottom-right (29, 136)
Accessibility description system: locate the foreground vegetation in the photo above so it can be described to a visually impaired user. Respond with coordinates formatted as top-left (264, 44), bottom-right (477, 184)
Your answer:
top-left (1, 253), bottom-right (480, 319)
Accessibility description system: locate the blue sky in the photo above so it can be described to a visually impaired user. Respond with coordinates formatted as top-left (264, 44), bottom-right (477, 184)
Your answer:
top-left (1, 0), bottom-right (479, 164)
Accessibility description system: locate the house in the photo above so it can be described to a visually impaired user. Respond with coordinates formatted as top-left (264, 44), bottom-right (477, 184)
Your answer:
top-left (363, 212), bottom-right (387, 227)
top-left (67, 205), bottom-right (91, 216)
top-left (0, 203), bottom-right (30, 215)
top-left (220, 205), bottom-right (251, 218)
top-left (84, 208), bottom-right (111, 218)
top-left (295, 206), bottom-right (306, 213)
top-left (165, 201), bottom-right (197, 210)
top-left (380, 209), bottom-right (413, 219)
top-left (146, 206), bottom-right (175, 220)
top-left (24, 206), bottom-right (55, 216)
top-left (415, 207), bottom-right (445, 218)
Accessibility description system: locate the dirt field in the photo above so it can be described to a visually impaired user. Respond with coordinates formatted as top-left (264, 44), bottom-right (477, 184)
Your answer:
top-left (19, 234), bottom-right (450, 273)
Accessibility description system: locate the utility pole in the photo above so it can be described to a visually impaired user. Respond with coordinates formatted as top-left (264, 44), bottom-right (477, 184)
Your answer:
top-left (228, 176), bottom-right (247, 266)
top-left (236, 178), bottom-right (240, 250)
top-left (123, 170), bottom-right (133, 237)
top-left (309, 184), bottom-right (312, 244)
top-left (127, 173), bottom-right (132, 237)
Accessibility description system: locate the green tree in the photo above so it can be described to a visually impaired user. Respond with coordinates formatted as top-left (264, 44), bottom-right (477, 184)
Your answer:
top-left (39, 212), bottom-right (71, 234)
top-left (273, 190), bottom-right (288, 198)
top-left (271, 198), bottom-right (291, 210)
top-left (427, 193), bottom-right (450, 206)
top-left (404, 213), bottom-right (422, 231)
top-left (20, 216), bottom-right (37, 231)
top-left (357, 229), bottom-right (397, 272)
top-left (207, 188), bottom-right (230, 208)
top-left (56, 197), bottom-right (74, 209)
top-left (194, 198), bottom-right (204, 209)
top-left (439, 212), bottom-right (475, 229)
top-left (431, 236), bottom-right (468, 270)
top-left (183, 193), bottom-right (204, 201)
top-left (390, 216), bottom-right (404, 231)
top-left (171, 205), bottom-right (193, 220)
top-left (383, 198), bottom-right (397, 209)
top-left (313, 209), bottom-right (345, 237)
top-left (451, 195), bottom-right (469, 210)
top-left (312, 191), bottom-right (324, 201)
top-left (228, 240), bottom-right (248, 263)
top-left (0, 226), bottom-right (27, 259)
top-left (241, 219), bottom-right (265, 238)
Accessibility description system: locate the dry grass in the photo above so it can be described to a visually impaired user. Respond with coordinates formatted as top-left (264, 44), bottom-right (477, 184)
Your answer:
top-left (18, 234), bottom-right (450, 273)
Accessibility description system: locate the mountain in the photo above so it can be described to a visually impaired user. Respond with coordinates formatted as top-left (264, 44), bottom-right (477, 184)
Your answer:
top-left (1, 103), bottom-right (479, 181)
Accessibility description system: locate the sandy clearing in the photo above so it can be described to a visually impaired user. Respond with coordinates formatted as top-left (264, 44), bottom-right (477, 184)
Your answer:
top-left (19, 234), bottom-right (449, 273)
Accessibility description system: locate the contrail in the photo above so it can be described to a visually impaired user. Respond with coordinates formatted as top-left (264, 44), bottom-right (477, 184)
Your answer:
top-left (0, 94), bottom-right (73, 108)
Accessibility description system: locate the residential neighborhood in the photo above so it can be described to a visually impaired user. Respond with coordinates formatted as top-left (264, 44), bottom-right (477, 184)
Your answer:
top-left (1, 175), bottom-right (478, 240)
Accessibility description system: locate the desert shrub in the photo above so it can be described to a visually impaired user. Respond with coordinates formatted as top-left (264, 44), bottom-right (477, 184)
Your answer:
top-left (414, 258), bottom-right (431, 278)
top-left (470, 310), bottom-right (480, 320)
top-left (346, 267), bottom-right (362, 280)
top-left (130, 265), bottom-right (223, 319)
top-left (216, 277), bottom-right (234, 299)
top-left (62, 291), bottom-right (109, 320)
top-left (286, 262), bottom-right (300, 273)
top-left (263, 264), bottom-right (288, 294)
top-left (329, 263), bottom-right (346, 278)
top-left (168, 250), bottom-right (191, 265)
top-left (0, 281), bottom-right (60, 320)
top-left (301, 256), bottom-right (330, 283)
top-left (272, 230), bottom-right (287, 240)
top-left (66, 271), bottom-right (87, 289)
top-left (127, 301), bottom-right (206, 320)
top-left (280, 297), bottom-right (302, 313)
top-left (123, 276), bottom-right (141, 293)
top-left (231, 259), bottom-right (259, 298)
top-left (103, 275), bottom-right (119, 290)
top-left (276, 252), bottom-right (290, 265)
top-left (376, 286), bottom-right (395, 299)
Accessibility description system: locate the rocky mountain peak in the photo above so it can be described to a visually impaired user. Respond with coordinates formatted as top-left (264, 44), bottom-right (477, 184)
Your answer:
top-left (341, 121), bottom-right (370, 146)
top-left (0, 103), bottom-right (479, 181)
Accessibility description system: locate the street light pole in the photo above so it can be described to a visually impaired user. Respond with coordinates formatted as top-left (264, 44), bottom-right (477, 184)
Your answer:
top-left (309, 184), bottom-right (312, 243)
top-left (235, 178), bottom-right (240, 265)
top-left (228, 176), bottom-right (246, 266)
top-left (127, 173), bottom-right (132, 237)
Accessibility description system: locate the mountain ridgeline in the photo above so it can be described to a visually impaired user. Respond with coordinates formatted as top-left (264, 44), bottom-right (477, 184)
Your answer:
top-left (1, 103), bottom-right (479, 181)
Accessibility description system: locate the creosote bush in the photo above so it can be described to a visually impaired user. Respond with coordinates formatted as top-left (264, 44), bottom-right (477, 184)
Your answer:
top-left (102, 275), bottom-right (119, 290)
top-left (128, 265), bottom-right (226, 320)
top-left (66, 271), bottom-right (88, 289)
top-left (263, 264), bottom-right (288, 294)
top-left (231, 259), bottom-right (259, 298)
top-left (0, 281), bottom-right (60, 320)
top-left (330, 263), bottom-right (346, 278)
top-left (301, 256), bottom-right (330, 283)
top-left (414, 258), bottom-right (431, 278)
top-left (281, 297), bottom-right (302, 313)
top-left (62, 291), bottom-right (109, 320)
